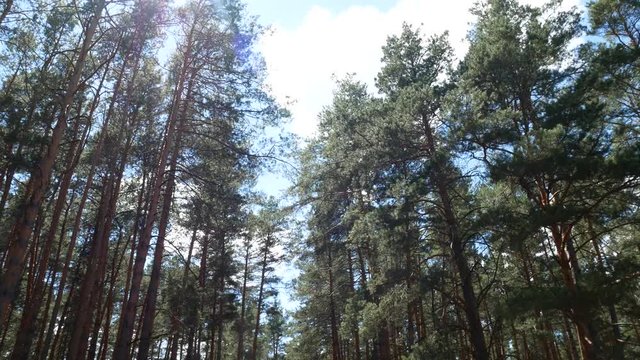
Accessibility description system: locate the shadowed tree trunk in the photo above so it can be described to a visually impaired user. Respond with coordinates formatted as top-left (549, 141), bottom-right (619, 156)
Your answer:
top-left (237, 240), bottom-right (251, 360)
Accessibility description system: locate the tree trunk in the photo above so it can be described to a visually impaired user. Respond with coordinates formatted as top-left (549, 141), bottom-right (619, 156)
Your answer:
top-left (587, 218), bottom-right (623, 359)
top-left (237, 242), bottom-right (251, 360)
top-left (66, 176), bottom-right (115, 360)
top-left (326, 245), bottom-right (342, 360)
top-left (420, 111), bottom-right (489, 360)
top-left (252, 241), bottom-right (269, 360)
top-left (135, 131), bottom-right (179, 360)
top-left (347, 250), bottom-right (362, 360)
top-left (0, 0), bottom-right (13, 26)
top-left (548, 222), bottom-right (598, 360)
top-left (34, 190), bottom-right (76, 359)
top-left (98, 230), bottom-right (133, 360)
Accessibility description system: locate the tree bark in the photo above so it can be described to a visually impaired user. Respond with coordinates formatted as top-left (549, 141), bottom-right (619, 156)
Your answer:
top-left (251, 237), bottom-right (270, 360)
top-left (237, 241), bottom-right (251, 360)
top-left (420, 111), bottom-right (489, 360)
top-left (135, 122), bottom-right (180, 360)
top-left (326, 244), bottom-right (342, 360)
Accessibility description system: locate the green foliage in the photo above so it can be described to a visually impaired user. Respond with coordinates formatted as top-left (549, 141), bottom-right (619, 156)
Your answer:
top-left (290, 1), bottom-right (640, 359)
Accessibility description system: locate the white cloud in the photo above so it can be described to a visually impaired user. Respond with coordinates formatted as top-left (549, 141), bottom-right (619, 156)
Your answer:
top-left (258, 0), bottom-right (584, 139)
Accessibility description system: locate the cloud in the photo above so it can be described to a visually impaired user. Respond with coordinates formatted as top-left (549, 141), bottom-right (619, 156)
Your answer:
top-left (258, 0), bottom-right (584, 139)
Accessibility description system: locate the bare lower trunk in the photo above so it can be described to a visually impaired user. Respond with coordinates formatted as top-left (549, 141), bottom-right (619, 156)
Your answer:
top-left (549, 223), bottom-right (598, 360)
top-left (237, 243), bottom-right (251, 360)
top-left (252, 245), bottom-right (269, 360)
top-left (135, 140), bottom-right (178, 360)
top-left (67, 178), bottom-right (115, 360)
top-left (326, 246), bottom-right (342, 360)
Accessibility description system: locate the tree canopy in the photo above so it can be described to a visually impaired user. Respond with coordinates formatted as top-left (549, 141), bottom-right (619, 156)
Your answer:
top-left (0, 0), bottom-right (638, 359)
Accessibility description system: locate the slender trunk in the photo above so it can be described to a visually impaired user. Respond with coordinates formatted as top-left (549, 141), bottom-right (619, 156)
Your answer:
top-left (67, 176), bottom-right (115, 360)
top-left (563, 315), bottom-right (579, 360)
top-left (169, 334), bottom-right (179, 360)
top-left (405, 248), bottom-right (415, 350)
top-left (35, 192), bottom-right (76, 359)
top-left (520, 247), bottom-right (556, 359)
top-left (87, 271), bottom-right (107, 360)
top-left (200, 235), bottom-right (209, 289)
top-left (41, 63), bottom-right (130, 360)
top-left (50, 263), bottom-right (80, 359)
top-left (326, 245), bottom-right (342, 360)
top-left (587, 218), bottom-right (623, 359)
top-left (209, 275), bottom-right (219, 360)
top-left (417, 298), bottom-right (426, 342)
top-left (510, 323), bottom-right (521, 360)
top-left (70, 68), bottom-right (140, 358)
top-left (136, 66), bottom-right (194, 360)
top-left (98, 234), bottom-right (131, 360)
top-left (42, 158), bottom-right (94, 359)
top-left (121, 171), bottom-right (148, 318)
top-left (252, 242), bottom-right (269, 360)
top-left (420, 112), bottom-right (489, 360)
top-left (165, 228), bottom-right (197, 360)
top-left (90, 227), bottom-right (127, 360)
top-left (237, 242), bottom-right (251, 360)
top-left (183, 228), bottom-right (197, 281)
top-left (211, 232), bottom-right (227, 360)
top-left (135, 139), bottom-right (178, 360)
top-left (216, 322), bottom-right (224, 360)
top-left (10, 120), bottom-right (82, 359)
top-left (548, 223), bottom-right (598, 360)
top-left (26, 211), bottom-right (47, 301)
top-left (347, 250), bottom-right (362, 360)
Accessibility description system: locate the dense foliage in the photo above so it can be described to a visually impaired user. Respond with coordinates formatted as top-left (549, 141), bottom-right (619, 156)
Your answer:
top-left (0, 0), bottom-right (638, 359)
top-left (0, 0), bottom-right (290, 359)
top-left (290, 1), bottom-right (640, 359)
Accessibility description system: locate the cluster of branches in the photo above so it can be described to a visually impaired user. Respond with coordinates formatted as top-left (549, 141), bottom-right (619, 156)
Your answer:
top-left (290, 1), bottom-right (640, 360)
top-left (0, 0), bottom-right (290, 359)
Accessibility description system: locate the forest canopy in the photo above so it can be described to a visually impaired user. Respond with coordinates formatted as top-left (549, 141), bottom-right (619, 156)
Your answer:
top-left (0, 0), bottom-right (638, 360)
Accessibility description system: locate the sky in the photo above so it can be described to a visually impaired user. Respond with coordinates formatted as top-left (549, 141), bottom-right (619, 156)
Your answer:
top-left (245, 0), bottom-right (585, 141)
top-left (243, 0), bottom-right (586, 311)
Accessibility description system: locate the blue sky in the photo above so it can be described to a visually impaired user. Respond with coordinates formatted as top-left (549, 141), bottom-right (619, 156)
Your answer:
top-left (245, 0), bottom-right (397, 28)
top-left (242, 0), bottom-right (583, 144)
top-left (245, 0), bottom-right (583, 142)
top-left (246, 0), bottom-right (587, 192)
